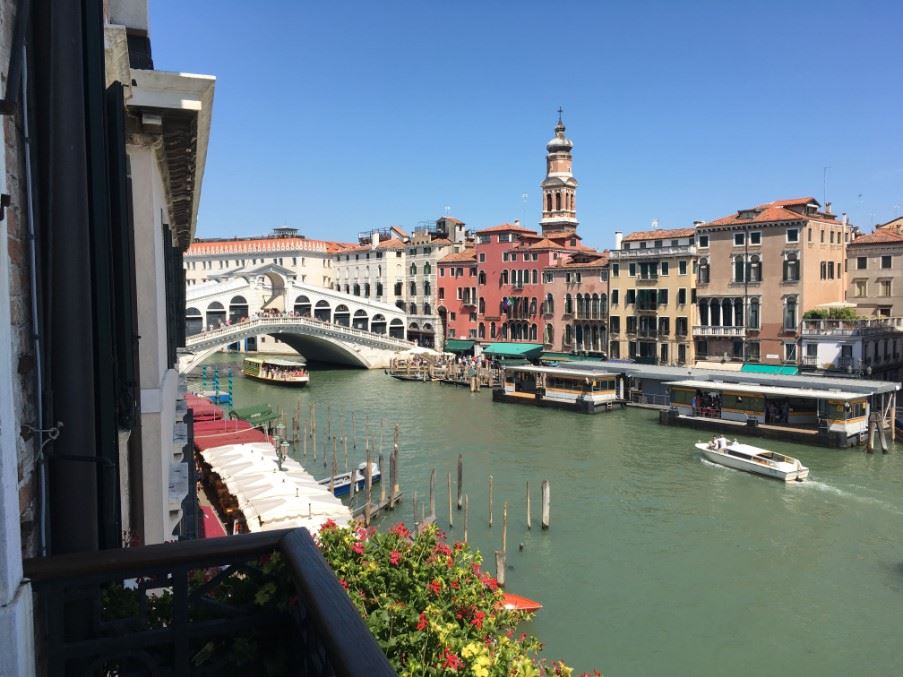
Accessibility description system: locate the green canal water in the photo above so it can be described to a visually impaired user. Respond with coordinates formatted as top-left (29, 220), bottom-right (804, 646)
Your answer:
top-left (202, 354), bottom-right (903, 676)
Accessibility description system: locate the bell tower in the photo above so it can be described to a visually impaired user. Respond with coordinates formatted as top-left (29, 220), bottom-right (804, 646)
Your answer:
top-left (540, 109), bottom-right (578, 236)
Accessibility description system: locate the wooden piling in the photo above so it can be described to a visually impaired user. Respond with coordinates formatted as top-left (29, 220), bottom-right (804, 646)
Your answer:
top-left (352, 411), bottom-right (357, 449)
top-left (447, 472), bottom-right (453, 528)
top-left (541, 480), bottom-right (550, 529)
top-left (456, 454), bottom-right (463, 510)
top-left (412, 490), bottom-right (418, 528)
top-left (344, 435), bottom-right (350, 474)
top-left (378, 453), bottom-right (386, 505)
top-left (364, 443), bottom-right (373, 526)
top-left (502, 501), bottom-right (508, 554)
top-left (391, 425), bottom-right (401, 508)
top-left (488, 475), bottom-right (494, 527)
top-left (526, 481), bottom-right (531, 530)
top-left (463, 494), bottom-right (469, 543)
top-left (495, 550), bottom-right (506, 588)
top-left (429, 468), bottom-right (436, 520)
top-left (329, 436), bottom-right (337, 494)
top-left (302, 423), bottom-right (307, 458)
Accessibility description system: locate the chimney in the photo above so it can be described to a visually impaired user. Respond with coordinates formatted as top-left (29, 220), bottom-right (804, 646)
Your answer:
top-left (371, 230), bottom-right (380, 250)
top-left (841, 213), bottom-right (848, 226)
top-left (513, 219), bottom-right (520, 226)
top-left (614, 231), bottom-right (623, 249)
top-left (825, 201), bottom-right (833, 215)
top-left (693, 220), bottom-right (704, 227)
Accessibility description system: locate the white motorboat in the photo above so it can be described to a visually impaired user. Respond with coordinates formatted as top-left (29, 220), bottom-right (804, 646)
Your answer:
top-left (694, 436), bottom-right (809, 482)
top-left (318, 461), bottom-right (381, 497)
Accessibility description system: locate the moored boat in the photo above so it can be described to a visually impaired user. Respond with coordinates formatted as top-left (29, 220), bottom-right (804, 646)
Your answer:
top-left (242, 357), bottom-right (309, 387)
top-left (499, 592), bottom-right (543, 612)
top-left (318, 462), bottom-right (381, 497)
top-left (694, 436), bottom-right (809, 482)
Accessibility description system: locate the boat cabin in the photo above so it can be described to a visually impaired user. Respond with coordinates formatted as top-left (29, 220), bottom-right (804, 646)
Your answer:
top-left (494, 365), bottom-right (623, 414)
top-left (666, 379), bottom-right (869, 445)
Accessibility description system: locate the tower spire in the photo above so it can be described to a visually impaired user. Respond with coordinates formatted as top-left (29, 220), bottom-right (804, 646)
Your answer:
top-left (540, 113), bottom-right (578, 236)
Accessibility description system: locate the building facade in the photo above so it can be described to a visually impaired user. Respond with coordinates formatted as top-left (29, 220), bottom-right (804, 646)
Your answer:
top-left (845, 225), bottom-right (903, 317)
top-left (608, 228), bottom-right (697, 365)
top-left (437, 249), bottom-right (479, 341)
top-left (542, 251), bottom-right (609, 353)
top-left (695, 198), bottom-right (851, 365)
top-left (800, 316), bottom-right (903, 381)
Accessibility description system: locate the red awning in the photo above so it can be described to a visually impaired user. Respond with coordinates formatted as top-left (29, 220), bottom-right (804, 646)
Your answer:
top-left (194, 428), bottom-right (268, 450)
top-left (184, 393), bottom-right (224, 421)
top-left (201, 505), bottom-right (227, 538)
top-left (193, 419), bottom-right (251, 434)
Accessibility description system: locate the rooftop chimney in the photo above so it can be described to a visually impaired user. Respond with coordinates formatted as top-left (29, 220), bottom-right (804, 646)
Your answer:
top-left (513, 219), bottom-right (521, 226)
top-left (371, 230), bottom-right (380, 250)
top-left (614, 231), bottom-right (623, 249)
top-left (693, 220), bottom-right (704, 227)
top-left (841, 212), bottom-right (848, 226)
top-left (825, 201), bottom-right (833, 215)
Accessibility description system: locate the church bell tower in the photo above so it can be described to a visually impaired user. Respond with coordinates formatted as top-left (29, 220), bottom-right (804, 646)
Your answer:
top-left (540, 109), bottom-right (579, 236)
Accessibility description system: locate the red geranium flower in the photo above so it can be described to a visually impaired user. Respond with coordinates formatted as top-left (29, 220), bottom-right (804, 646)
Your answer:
top-left (472, 610), bottom-right (486, 630)
top-left (389, 550), bottom-right (401, 566)
top-left (417, 612), bottom-right (428, 631)
top-left (351, 541), bottom-right (365, 555)
top-left (389, 522), bottom-right (410, 538)
top-left (319, 519), bottom-right (337, 532)
top-left (338, 578), bottom-right (348, 589)
top-left (441, 646), bottom-right (463, 671)
top-left (427, 579), bottom-right (442, 595)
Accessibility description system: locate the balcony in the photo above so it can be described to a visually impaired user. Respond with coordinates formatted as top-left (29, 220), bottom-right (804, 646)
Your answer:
top-left (801, 317), bottom-right (903, 336)
top-left (635, 275), bottom-right (659, 284)
top-left (693, 325), bottom-right (747, 338)
top-left (24, 529), bottom-right (393, 676)
top-left (800, 355), bottom-right (857, 370)
top-left (611, 244), bottom-right (696, 259)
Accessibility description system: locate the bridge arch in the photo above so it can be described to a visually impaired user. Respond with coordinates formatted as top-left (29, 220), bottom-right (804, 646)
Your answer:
top-left (229, 295), bottom-right (248, 323)
top-left (206, 301), bottom-right (226, 329)
top-left (186, 307), bottom-right (203, 336)
top-left (389, 318), bottom-right (405, 339)
top-left (371, 314), bottom-right (386, 334)
top-left (334, 304), bottom-right (350, 327)
top-left (314, 300), bottom-right (331, 321)
top-left (352, 309), bottom-right (368, 330)
top-left (294, 295), bottom-right (311, 316)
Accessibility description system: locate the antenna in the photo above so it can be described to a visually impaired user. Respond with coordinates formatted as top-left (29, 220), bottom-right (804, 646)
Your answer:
top-left (823, 166), bottom-right (831, 206)
top-left (651, 219), bottom-right (659, 230)
top-left (443, 205), bottom-right (451, 216)
top-left (521, 193), bottom-right (528, 225)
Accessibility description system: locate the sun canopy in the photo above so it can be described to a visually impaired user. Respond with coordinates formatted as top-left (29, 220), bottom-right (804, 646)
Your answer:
top-left (740, 364), bottom-right (799, 376)
top-left (666, 379), bottom-right (865, 401)
top-left (481, 343), bottom-right (544, 360)
top-left (444, 339), bottom-right (475, 353)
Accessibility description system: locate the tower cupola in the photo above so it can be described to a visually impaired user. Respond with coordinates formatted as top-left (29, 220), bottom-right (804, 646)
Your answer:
top-left (540, 109), bottom-right (579, 236)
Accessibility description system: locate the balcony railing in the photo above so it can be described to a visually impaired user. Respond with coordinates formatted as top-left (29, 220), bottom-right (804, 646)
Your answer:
top-left (801, 355), bottom-right (856, 370)
top-left (611, 244), bottom-right (696, 259)
top-left (24, 529), bottom-right (393, 677)
top-left (801, 317), bottom-right (903, 336)
top-left (693, 325), bottom-right (747, 337)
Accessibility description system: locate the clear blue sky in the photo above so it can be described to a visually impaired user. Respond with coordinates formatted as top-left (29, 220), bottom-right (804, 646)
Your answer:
top-left (150, 0), bottom-right (903, 249)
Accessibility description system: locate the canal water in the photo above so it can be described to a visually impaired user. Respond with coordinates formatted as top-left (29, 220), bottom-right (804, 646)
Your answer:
top-left (202, 354), bottom-right (903, 676)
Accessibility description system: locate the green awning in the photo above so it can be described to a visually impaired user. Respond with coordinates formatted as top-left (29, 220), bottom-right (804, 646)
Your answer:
top-left (444, 339), bottom-right (475, 353)
top-left (230, 403), bottom-right (280, 425)
top-left (481, 343), bottom-right (544, 360)
top-left (740, 364), bottom-right (799, 376)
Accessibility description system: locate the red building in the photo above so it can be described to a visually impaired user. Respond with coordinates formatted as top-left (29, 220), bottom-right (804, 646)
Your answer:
top-left (437, 248), bottom-right (478, 342)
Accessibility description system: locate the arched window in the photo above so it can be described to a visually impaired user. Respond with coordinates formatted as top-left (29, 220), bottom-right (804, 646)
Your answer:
top-left (555, 192), bottom-right (561, 211)
top-left (352, 309), bottom-right (368, 330)
top-left (376, 282), bottom-right (383, 297)
top-left (529, 297), bottom-right (537, 315)
top-left (544, 323), bottom-right (554, 345)
top-left (371, 314), bottom-right (387, 334)
top-left (565, 294), bottom-right (573, 315)
top-left (394, 281), bottom-right (403, 296)
top-left (423, 303), bottom-right (432, 315)
top-left (478, 297), bottom-right (485, 314)
top-left (314, 300), bottom-right (331, 322)
top-left (478, 271), bottom-right (486, 285)
top-left (564, 324), bottom-right (573, 345)
top-left (749, 298), bottom-right (760, 329)
top-left (423, 262), bottom-right (432, 275)
top-left (364, 283), bottom-right (371, 297)
top-left (576, 294), bottom-right (584, 318)
top-left (228, 295), bottom-right (248, 323)
top-left (334, 304), bottom-right (351, 326)
top-left (529, 324), bottom-right (537, 340)
top-left (490, 321), bottom-right (496, 338)
top-left (186, 307), bottom-right (203, 336)
top-left (531, 269), bottom-right (538, 284)
top-left (546, 194), bottom-right (552, 212)
top-left (353, 284), bottom-right (361, 296)
top-left (410, 281), bottom-right (417, 296)
top-left (698, 257), bottom-right (710, 284)
top-left (783, 296), bottom-right (797, 331)
top-left (500, 270), bottom-right (508, 285)
top-left (478, 323), bottom-right (486, 338)
top-left (748, 254), bottom-right (762, 282)
top-left (783, 252), bottom-right (799, 282)
top-left (410, 262), bottom-right (417, 275)
top-left (424, 281), bottom-right (431, 296)
top-left (294, 295), bottom-right (312, 317)
top-left (395, 300), bottom-right (406, 311)
top-left (409, 303), bottom-right (417, 315)
top-left (389, 318), bottom-right (405, 338)
top-left (544, 293), bottom-right (554, 314)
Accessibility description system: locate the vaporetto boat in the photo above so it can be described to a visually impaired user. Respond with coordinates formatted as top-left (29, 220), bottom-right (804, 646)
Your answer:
top-left (242, 356), bottom-right (309, 387)
top-left (694, 436), bottom-right (809, 482)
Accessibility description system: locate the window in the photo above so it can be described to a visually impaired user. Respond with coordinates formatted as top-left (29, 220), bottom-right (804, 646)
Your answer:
top-left (626, 289), bottom-right (636, 305)
top-left (479, 253), bottom-right (485, 262)
top-left (626, 317), bottom-right (637, 334)
top-left (734, 233), bottom-right (745, 246)
top-left (881, 255), bottom-right (892, 269)
top-left (678, 288), bottom-right (687, 305)
top-left (698, 234), bottom-right (709, 248)
top-left (450, 312), bottom-right (456, 320)
top-left (783, 296), bottom-right (797, 331)
top-left (610, 316), bottom-right (620, 333)
top-left (657, 289), bottom-right (668, 306)
top-left (438, 288), bottom-right (445, 300)
top-left (879, 280), bottom-right (892, 297)
top-left (749, 231), bottom-right (761, 245)
top-left (749, 298), bottom-right (760, 329)
top-left (611, 263), bottom-right (620, 277)
top-left (676, 317), bottom-right (688, 336)
top-left (628, 263), bottom-right (636, 277)
top-left (611, 289), bottom-right (619, 305)
top-left (698, 257), bottom-right (710, 284)
top-left (786, 228), bottom-right (799, 243)
top-left (543, 272), bottom-right (553, 283)
top-left (857, 256), bottom-right (867, 270)
top-left (410, 263), bottom-right (417, 275)
top-left (661, 261), bottom-right (669, 276)
top-left (784, 343), bottom-right (798, 363)
top-left (424, 262), bottom-right (432, 274)
top-left (747, 342), bottom-right (760, 363)
top-left (678, 260), bottom-right (687, 275)
top-left (783, 253), bottom-right (799, 281)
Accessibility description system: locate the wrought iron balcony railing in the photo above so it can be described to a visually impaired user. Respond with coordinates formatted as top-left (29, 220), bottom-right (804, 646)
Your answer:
top-left (25, 529), bottom-right (394, 677)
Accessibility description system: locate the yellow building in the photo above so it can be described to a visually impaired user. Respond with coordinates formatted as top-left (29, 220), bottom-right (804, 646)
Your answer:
top-left (608, 227), bottom-right (697, 365)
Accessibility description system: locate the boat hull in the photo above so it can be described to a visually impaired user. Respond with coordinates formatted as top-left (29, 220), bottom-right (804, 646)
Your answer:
top-left (319, 472), bottom-right (382, 497)
top-left (242, 371), bottom-right (309, 387)
top-left (695, 443), bottom-right (809, 482)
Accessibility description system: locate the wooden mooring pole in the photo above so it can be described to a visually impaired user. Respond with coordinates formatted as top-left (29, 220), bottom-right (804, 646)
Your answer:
top-left (488, 475), bottom-right (494, 527)
top-left (364, 442), bottom-right (373, 526)
top-left (390, 425), bottom-right (400, 508)
top-left (456, 454), bottom-right (463, 510)
top-left (329, 436), bottom-right (337, 494)
top-left (463, 494), bottom-right (469, 543)
top-left (429, 468), bottom-right (436, 520)
top-left (526, 480), bottom-right (532, 530)
top-left (541, 480), bottom-right (550, 529)
top-left (447, 472), bottom-right (453, 528)
top-left (378, 453), bottom-right (385, 505)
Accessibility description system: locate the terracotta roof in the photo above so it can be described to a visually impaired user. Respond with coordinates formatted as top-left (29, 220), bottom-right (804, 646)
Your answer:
top-left (429, 238), bottom-right (453, 246)
top-left (440, 217), bottom-right (464, 224)
top-left (703, 197), bottom-right (838, 228)
top-left (439, 249), bottom-right (477, 263)
top-left (337, 237), bottom-right (407, 254)
top-left (622, 227), bottom-right (696, 242)
top-left (848, 229), bottom-right (903, 246)
top-left (545, 251), bottom-right (609, 269)
top-left (187, 236), bottom-right (336, 255)
top-left (475, 222), bottom-right (537, 235)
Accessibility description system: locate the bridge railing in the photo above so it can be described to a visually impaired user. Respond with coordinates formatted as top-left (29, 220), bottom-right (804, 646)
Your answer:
top-left (186, 315), bottom-right (416, 349)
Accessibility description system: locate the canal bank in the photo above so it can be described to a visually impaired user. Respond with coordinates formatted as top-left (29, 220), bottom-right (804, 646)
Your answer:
top-left (202, 353), bottom-right (903, 676)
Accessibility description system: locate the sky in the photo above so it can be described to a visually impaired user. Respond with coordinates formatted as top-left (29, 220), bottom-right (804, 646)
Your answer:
top-left (150, 0), bottom-right (903, 249)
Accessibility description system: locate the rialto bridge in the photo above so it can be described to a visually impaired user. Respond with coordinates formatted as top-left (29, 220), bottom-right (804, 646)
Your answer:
top-left (182, 264), bottom-right (415, 370)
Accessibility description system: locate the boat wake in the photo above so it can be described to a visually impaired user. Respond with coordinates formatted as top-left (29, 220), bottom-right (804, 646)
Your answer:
top-left (798, 480), bottom-right (903, 517)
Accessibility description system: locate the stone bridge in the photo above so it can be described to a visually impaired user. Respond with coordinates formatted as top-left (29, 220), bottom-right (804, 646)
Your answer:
top-left (183, 264), bottom-right (415, 370)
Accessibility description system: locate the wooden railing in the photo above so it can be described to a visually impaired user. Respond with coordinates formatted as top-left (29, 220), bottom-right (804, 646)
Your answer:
top-left (25, 529), bottom-right (395, 676)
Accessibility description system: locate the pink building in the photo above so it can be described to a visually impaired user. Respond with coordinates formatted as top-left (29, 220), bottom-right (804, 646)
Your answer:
top-left (437, 248), bottom-right (478, 342)
top-left (542, 250), bottom-right (609, 353)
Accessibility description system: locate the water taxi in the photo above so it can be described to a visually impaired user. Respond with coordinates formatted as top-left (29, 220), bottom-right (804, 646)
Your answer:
top-left (694, 436), bottom-right (809, 482)
top-left (318, 462), bottom-right (381, 497)
top-left (242, 357), bottom-right (309, 387)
